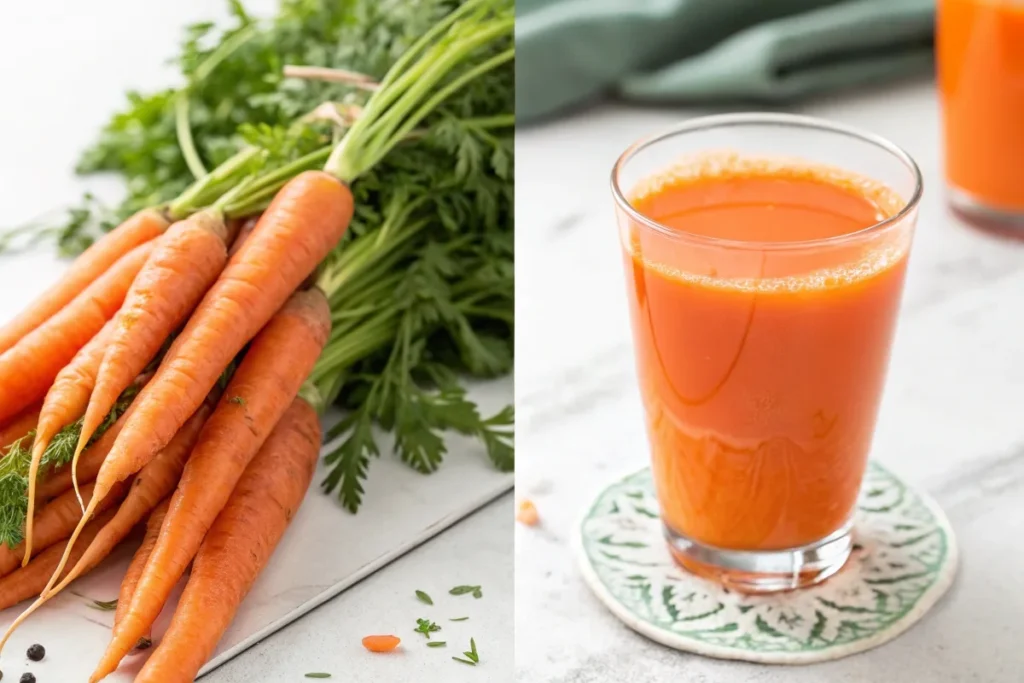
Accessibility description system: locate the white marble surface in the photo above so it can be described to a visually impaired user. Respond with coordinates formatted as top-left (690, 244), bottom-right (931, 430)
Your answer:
top-left (516, 81), bottom-right (1024, 682)
top-left (0, 2), bottom-right (513, 681)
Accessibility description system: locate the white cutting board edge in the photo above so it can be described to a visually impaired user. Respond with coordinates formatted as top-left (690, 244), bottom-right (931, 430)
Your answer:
top-left (0, 377), bottom-right (514, 681)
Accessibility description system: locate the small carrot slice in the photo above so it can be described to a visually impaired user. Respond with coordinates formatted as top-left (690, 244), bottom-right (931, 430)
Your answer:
top-left (96, 289), bottom-right (330, 674)
top-left (362, 635), bottom-right (401, 653)
top-left (0, 241), bottom-right (155, 423)
top-left (0, 209), bottom-right (167, 357)
top-left (23, 320), bottom-right (116, 566)
top-left (76, 210), bottom-right (229, 486)
top-left (0, 507), bottom-right (117, 612)
top-left (129, 397), bottom-right (321, 683)
top-left (516, 499), bottom-right (539, 526)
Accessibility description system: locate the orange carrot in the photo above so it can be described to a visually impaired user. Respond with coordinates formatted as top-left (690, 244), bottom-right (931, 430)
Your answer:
top-left (129, 397), bottom-right (321, 683)
top-left (76, 210), bottom-right (229, 481)
top-left (362, 635), bottom-right (402, 653)
top-left (0, 209), bottom-right (167, 356)
top-left (0, 480), bottom-right (127, 578)
top-left (227, 215), bottom-right (259, 258)
top-left (0, 507), bottom-right (117, 611)
top-left (22, 319), bottom-right (116, 565)
top-left (96, 290), bottom-right (330, 672)
top-left (90, 172), bottom-right (350, 508)
top-left (116, 500), bottom-right (169, 635)
top-left (0, 396), bottom-right (214, 651)
top-left (0, 403), bottom-right (40, 454)
top-left (0, 241), bottom-right (155, 423)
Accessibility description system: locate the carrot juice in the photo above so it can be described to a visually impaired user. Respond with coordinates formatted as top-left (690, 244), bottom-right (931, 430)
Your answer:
top-left (612, 116), bottom-right (921, 591)
top-left (938, 0), bottom-right (1024, 219)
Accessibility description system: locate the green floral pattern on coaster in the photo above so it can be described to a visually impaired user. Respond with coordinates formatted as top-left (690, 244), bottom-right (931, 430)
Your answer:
top-left (576, 461), bottom-right (958, 664)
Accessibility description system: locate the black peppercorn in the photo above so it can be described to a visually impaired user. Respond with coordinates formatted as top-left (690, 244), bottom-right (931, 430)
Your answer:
top-left (20, 673), bottom-right (35, 683)
top-left (26, 644), bottom-right (44, 662)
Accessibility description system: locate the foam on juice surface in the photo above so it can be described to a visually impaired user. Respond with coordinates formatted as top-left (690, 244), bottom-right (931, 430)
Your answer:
top-left (624, 151), bottom-right (911, 294)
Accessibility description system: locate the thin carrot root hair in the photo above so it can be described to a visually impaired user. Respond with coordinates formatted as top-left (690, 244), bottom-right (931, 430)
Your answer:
top-left (0, 507), bottom-right (118, 649)
top-left (41, 494), bottom-right (101, 601)
top-left (23, 319), bottom-right (116, 567)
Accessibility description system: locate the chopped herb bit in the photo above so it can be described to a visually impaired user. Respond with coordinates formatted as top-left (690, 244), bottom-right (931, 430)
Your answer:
top-left (449, 585), bottom-right (483, 599)
top-left (450, 617), bottom-right (469, 622)
top-left (452, 657), bottom-right (476, 666)
top-left (305, 675), bottom-right (332, 679)
top-left (427, 641), bottom-right (447, 648)
top-left (72, 592), bottom-right (118, 611)
top-left (414, 618), bottom-right (441, 639)
top-left (229, 396), bottom-right (247, 406)
top-left (415, 589), bottom-right (433, 605)
top-left (465, 637), bottom-right (480, 663)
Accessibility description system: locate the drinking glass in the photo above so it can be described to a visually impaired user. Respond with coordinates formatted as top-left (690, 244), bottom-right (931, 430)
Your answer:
top-left (938, 0), bottom-right (1024, 226)
top-left (611, 113), bottom-right (922, 593)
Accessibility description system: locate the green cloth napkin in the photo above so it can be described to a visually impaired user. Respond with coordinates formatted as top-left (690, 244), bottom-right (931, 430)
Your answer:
top-left (516, 0), bottom-right (935, 123)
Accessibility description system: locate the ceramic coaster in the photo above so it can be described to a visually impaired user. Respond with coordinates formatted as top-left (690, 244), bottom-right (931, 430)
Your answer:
top-left (575, 461), bottom-right (958, 664)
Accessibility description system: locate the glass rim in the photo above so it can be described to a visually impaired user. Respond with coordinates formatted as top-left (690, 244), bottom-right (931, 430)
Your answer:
top-left (609, 112), bottom-right (924, 252)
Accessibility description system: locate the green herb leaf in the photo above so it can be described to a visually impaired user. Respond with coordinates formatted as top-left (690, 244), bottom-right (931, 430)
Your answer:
top-left (415, 589), bottom-right (433, 605)
top-left (427, 641), bottom-right (447, 648)
top-left (414, 618), bottom-right (441, 639)
top-left (452, 656), bottom-right (477, 666)
top-left (305, 674), bottom-right (332, 679)
top-left (450, 617), bottom-right (469, 622)
top-left (463, 636), bottom-right (480, 663)
top-left (449, 585), bottom-right (481, 597)
top-left (229, 396), bottom-right (247, 406)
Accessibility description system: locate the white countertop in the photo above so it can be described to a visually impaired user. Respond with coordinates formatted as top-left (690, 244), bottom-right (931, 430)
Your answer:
top-left (0, 2), bottom-right (512, 681)
top-left (515, 81), bottom-right (1024, 681)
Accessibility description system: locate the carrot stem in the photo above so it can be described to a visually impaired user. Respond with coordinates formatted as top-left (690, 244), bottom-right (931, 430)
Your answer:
top-left (167, 147), bottom-right (263, 219)
top-left (282, 65), bottom-right (378, 89)
top-left (173, 23), bottom-right (261, 181)
top-left (322, 1), bottom-right (512, 183)
top-left (175, 93), bottom-right (207, 179)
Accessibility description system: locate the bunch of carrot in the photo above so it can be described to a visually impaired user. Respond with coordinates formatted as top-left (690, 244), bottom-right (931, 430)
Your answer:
top-left (0, 1), bottom-right (512, 679)
top-left (0, 173), bottom-right (338, 681)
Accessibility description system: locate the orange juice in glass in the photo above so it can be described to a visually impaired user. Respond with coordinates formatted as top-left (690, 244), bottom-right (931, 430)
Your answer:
top-left (938, 0), bottom-right (1024, 224)
top-left (612, 114), bottom-right (921, 593)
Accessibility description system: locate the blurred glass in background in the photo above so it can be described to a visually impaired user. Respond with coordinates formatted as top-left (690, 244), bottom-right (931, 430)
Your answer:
top-left (937, 0), bottom-right (1024, 227)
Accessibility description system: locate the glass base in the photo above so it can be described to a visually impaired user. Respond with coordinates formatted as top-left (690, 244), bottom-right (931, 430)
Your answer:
top-left (947, 186), bottom-right (1024, 229)
top-left (664, 521), bottom-right (853, 594)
